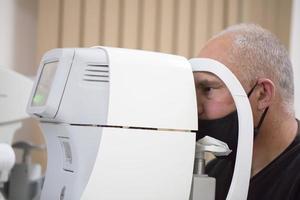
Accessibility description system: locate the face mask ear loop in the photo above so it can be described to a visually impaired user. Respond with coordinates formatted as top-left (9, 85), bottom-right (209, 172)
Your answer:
top-left (247, 81), bottom-right (258, 97)
top-left (254, 107), bottom-right (269, 138)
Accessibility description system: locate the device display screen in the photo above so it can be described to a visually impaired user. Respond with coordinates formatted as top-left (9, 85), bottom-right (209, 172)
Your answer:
top-left (31, 61), bottom-right (58, 107)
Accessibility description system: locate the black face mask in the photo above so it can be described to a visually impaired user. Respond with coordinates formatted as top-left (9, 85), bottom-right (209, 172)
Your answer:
top-left (197, 110), bottom-right (239, 159)
top-left (196, 82), bottom-right (269, 159)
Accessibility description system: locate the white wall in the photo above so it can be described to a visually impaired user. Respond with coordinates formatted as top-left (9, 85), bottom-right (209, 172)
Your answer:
top-left (0, 0), bottom-right (38, 75)
top-left (290, 0), bottom-right (300, 119)
top-left (0, 0), bottom-right (16, 70)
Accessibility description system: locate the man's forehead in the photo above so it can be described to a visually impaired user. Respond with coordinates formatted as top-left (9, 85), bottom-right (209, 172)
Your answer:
top-left (197, 35), bottom-right (240, 79)
top-left (198, 35), bottom-right (233, 61)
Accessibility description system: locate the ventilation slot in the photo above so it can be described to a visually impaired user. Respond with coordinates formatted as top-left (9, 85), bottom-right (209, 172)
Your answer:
top-left (83, 64), bottom-right (109, 83)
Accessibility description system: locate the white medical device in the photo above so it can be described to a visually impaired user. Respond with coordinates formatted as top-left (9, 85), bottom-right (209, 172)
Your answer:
top-left (0, 67), bottom-right (45, 200)
top-left (0, 144), bottom-right (15, 183)
top-left (27, 47), bottom-right (253, 200)
top-left (0, 67), bottom-right (33, 184)
top-left (190, 58), bottom-right (253, 200)
top-left (27, 47), bottom-right (198, 200)
top-left (0, 67), bottom-right (33, 144)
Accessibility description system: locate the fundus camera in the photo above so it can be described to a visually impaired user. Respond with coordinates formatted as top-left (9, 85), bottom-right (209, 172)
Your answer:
top-left (27, 47), bottom-right (198, 200)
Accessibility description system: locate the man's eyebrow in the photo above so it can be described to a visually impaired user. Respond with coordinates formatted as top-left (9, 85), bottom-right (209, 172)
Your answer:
top-left (196, 79), bottom-right (222, 86)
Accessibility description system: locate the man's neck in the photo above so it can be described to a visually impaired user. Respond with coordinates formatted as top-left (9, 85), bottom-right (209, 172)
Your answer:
top-left (251, 113), bottom-right (298, 177)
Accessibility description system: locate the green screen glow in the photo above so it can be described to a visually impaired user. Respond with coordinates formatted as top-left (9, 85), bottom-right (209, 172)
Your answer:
top-left (31, 61), bottom-right (58, 107)
top-left (33, 94), bottom-right (45, 105)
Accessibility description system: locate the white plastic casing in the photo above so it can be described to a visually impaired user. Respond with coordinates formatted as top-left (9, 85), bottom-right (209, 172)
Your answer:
top-left (0, 143), bottom-right (15, 182)
top-left (0, 67), bottom-right (33, 144)
top-left (104, 47), bottom-right (197, 130)
top-left (27, 47), bottom-right (198, 200)
top-left (27, 49), bottom-right (75, 119)
top-left (190, 58), bottom-right (253, 200)
top-left (0, 67), bottom-right (28, 193)
top-left (27, 47), bottom-right (197, 131)
top-left (0, 67), bottom-right (33, 124)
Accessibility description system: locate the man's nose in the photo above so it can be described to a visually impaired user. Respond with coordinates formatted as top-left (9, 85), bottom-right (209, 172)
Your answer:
top-left (197, 101), bottom-right (204, 117)
top-left (196, 91), bottom-right (204, 116)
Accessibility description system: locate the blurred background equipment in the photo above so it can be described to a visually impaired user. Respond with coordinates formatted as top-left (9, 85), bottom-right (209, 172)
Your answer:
top-left (0, 67), bottom-right (45, 200)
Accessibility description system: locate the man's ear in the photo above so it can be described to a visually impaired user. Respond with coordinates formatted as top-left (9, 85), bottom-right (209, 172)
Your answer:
top-left (256, 78), bottom-right (275, 110)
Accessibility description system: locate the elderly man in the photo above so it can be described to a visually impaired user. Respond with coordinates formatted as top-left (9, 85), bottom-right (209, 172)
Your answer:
top-left (194, 23), bottom-right (300, 200)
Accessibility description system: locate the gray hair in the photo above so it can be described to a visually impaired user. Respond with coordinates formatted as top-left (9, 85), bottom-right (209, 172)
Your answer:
top-left (213, 23), bottom-right (294, 115)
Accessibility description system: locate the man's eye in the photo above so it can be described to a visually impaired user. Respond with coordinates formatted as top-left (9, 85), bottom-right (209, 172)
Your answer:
top-left (201, 86), bottom-right (213, 93)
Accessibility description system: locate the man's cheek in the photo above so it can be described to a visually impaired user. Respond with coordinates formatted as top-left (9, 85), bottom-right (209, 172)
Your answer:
top-left (205, 102), bottom-right (234, 119)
